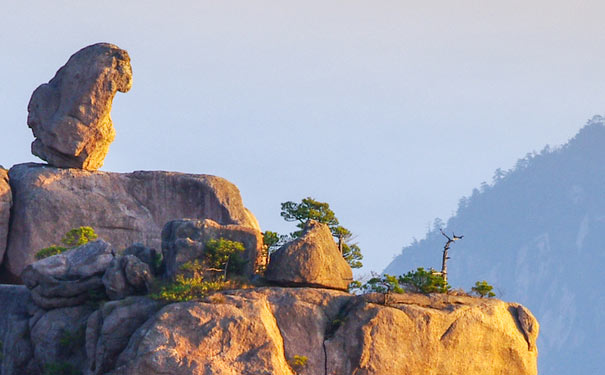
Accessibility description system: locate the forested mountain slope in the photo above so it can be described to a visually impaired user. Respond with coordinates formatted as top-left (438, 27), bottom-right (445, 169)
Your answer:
top-left (384, 115), bottom-right (605, 375)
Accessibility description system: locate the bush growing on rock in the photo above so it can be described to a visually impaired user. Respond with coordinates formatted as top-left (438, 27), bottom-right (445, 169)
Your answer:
top-left (151, 238), bottom-right (247, 302)
top-left (35, 245), bottom-right (68, 260)
top-left (288, 355), bottom-right (308, 374)
top-left (61, 226), bottom-right (98, 247)
top-left (400, 267), bottom-right (450, 294)
top-left (471, 280), bottom-right (496, 298)
top-left (35, 226), bottom-right (98, 259)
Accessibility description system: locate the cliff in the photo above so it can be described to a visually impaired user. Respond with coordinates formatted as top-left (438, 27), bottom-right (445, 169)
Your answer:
top-left (0, 285), bottom-right (538, 375)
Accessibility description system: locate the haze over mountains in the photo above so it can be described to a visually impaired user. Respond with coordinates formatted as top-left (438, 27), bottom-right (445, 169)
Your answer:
top-left (384, 115), bottom-right (605, 374)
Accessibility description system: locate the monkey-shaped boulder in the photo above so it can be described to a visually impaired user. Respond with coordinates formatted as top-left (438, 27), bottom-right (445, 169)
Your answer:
top-left (27, 43), bottom-right (132, 170)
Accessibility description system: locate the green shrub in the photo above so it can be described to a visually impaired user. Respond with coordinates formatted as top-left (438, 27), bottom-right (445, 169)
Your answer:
top-left (471, 280), bottom-right (496, 298)
top-left (43, 361), bottom-right (80, 375)
top-left (150, 273), bottom-right (228, 302)
top-left (61, 226), bottom-right (97, 247)
top-left (35, 245), bottom-right (68, 260)
top-left (288, 355), bottom-right (308, 373)
top-left (35, 226), bottom-right (98, 260)
top-left (399, 267), bottom-right (450, 294)
top-left (204, 238), bottom-right (246, 276)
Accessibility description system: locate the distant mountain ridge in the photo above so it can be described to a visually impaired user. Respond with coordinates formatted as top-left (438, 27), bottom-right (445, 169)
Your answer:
top-left (384, 115), bottom-right (605, 374)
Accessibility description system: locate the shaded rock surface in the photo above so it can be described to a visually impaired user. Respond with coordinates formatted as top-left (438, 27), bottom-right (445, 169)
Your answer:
top-left (265, 221), bottom-right (352, 290)
top-left (0, 168), bottom-right (10, 264)
top-left (85, 297), bottom-right (161, 375)
top-left (2, 163), bottom-right (259, 282)
top-left (0, 285), bottom-right (34, 375)
top-left (21, 240), bottom-right (114, 309)
top-left (102, 255), bottom-right (153, 300)
top-left (30, 305), bottom-right (94, 374)
top-left (109, 288), bottom-right (538, 375)
top-left (162, 218), bottom-right (264, 278)
top-left (27, 43), bottom-right (132, 170)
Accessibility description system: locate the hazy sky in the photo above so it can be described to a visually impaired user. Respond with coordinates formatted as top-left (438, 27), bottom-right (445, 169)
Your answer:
top-left (2, 1), bottom-right (605, 273)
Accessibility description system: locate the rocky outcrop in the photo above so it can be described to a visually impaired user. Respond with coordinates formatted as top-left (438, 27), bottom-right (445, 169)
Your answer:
top-left (0, 168), bottom-right (10, 264)
top-left (27, 43), bottom-right (132, 170)
top-left (109, 288), bottom-right (538, 375)
top-left (266, 221), bottom-right (352, 290)
top-left (162, 218), bottom-right (264, 279)
top-left (2, 163), bottom-right (260, 282)
top-left (0, 285), bottom-right (34, 375)
top-left (21, 240), bottom-right (114, 309)
top-left (0, 279), bottom-right (538, 375)
top-left (85, 297), bottom-right (161, 375)
top-left (30, 305), bottom-right (94, 374)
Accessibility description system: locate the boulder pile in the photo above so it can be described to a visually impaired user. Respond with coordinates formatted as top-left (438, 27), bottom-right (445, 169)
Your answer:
top-left (0, 44), bottom-right (540, 375)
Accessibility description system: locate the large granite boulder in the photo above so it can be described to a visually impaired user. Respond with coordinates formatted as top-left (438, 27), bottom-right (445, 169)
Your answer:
top-left (107, 288), bottom-right (538, 375)
top-left (0, 168), bottom-right (10, 264)
top-left (27, 43), bottom-right (132, 170)
top-left (2, 163), bottom-right (260, 282)
top-left (162, 218), bottom-right (264, 279)
top-left (265, 221), bottom-right (352, 290)
top-left (21, 240), bottom-right (114, 309)
top-left (29, 305), bottom-right (94, 374)
top-left (85, 297), bottom-right (162, 375)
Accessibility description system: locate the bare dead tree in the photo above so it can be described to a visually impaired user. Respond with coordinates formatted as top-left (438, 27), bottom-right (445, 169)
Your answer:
top-left (439, 229), bottom-right (463, 283)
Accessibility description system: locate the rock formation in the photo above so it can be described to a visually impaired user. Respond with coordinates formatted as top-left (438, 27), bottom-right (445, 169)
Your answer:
top-left (21, 240), bottom-right (114, 309)
top-left (265, 220), bottom-right (353, 290)
top-left (0, 168), bottom-right (10, 264)
top-left (0, 214), bottom-right (539, 375)
top-left (1, 163), bottom-right (260, 282)
top-left (85, 289), bottom-right (541, 375)
top-left (27, 43), bottom-right (132, 170)
top-left (162, 218), bottom-right (264, 279)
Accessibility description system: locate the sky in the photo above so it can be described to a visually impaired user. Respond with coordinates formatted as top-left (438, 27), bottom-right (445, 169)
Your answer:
top-left (2, 1), bottom-right (605, 273)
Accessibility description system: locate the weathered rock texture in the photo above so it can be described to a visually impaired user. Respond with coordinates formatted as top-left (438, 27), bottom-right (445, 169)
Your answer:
top-left (0, 285), bottom-right (34, 375)
top-left (2, 163), bottom-right (260, 282)
top-left (102, 255), bottom-right (153, 300)
top-left (0, 168), bottom-right (10, 264)
top-left (162, 218), bottom-right (264, 278)
top-left (108, 288), bottom-right (538, 375)
top-left (27, 43), bottom-right (132, 170)
top-left (266, 221), bottom-right (352, 290)
top-left (85, 297), bottom-right (161, 375)
top-left (0, 284), bottom-right (538, 375)
top-left (21, 240), bottom-right (114, 309)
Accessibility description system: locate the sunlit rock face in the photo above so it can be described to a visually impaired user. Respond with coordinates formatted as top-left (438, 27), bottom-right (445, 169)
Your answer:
top-left (265, 221), bottom-right (353, 291)
top-left (108, 289), bottom-right (538, 375)
top-left (0, 168), bottom-right (10, 264)
top-left (27, 43), bottom-right (132, 170)
top-left (1, 163), bottom-right (260, 282)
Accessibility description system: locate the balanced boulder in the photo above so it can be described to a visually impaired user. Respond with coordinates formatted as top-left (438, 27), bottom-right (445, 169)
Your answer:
top-left (27, 43), bottom-right (132, 170)
top-left (21, 240), bottom-right (114, 309)
top-left (265, 221), bottom-right (352, 291)
top-left (0, 167), bottom-right (11, 263)
top-left (162, 218), bottom-right (264, 279)
top-left (2, 162), bottom-right (260, 282)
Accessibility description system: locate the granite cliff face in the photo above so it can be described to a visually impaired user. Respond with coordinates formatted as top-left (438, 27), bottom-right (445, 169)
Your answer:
top-left (1, 163), bottom-right (260, 282)
top-left (0, 285), bottom-right (538, 375)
